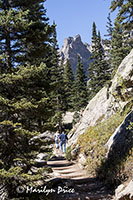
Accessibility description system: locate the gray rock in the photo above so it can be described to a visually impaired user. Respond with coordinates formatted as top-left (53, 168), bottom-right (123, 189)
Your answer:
top-left (105, 111), bottom-right (133, 158)
top-left (34, 152), bottom-right (50, 168)
top-left (115, 180), bottom-right (133, 200)
top-left (60, 34), bottom-right (92, 76)
top-left (68, 49), bottom-right (133, 146)
top-left (29, 166), bottom-right (39, 174)
top-left (29, 130), bottom-right (54, 145)
top-left (78, 153), bottom-right (87, 167)
top-left (0, 184), bottom-right (8, 200)
top-left (62, 111), bottom-right (75, 124)
top-left (34, 159), bottom-right (47, 168)
top-left (36, 153), bottom-right (49, 160)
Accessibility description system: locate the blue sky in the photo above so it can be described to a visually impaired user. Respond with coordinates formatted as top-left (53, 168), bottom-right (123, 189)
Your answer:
top-left (45, 0), bottom-right (117, 48)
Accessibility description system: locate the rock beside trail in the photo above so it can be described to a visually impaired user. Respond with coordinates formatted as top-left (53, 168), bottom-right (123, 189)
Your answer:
top-left (30, 130), bottom-right (54, 143)
top-left (0, 184), bottom-right (8, 200)
top-left (30, 131), bottom-right (55, 168)
top-left (106, 111), bottom-right (133, 155)
top-left (34, 159), bottom-right (47, 168)
top-left (68, 49), bottom-right (133, 146)
top-left (115, 180), bottom-right (133, 200)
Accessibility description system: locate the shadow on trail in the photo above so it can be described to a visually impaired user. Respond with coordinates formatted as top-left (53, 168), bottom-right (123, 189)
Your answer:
top-left (47, 155), bottom-right (114, 200)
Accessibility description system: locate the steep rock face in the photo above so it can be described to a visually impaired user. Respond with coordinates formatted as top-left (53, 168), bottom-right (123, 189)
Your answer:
top-left (106, 111), bottom-right (133, 153)
top-left (68, 49), bottom-right (133, 145)
top-left (60, 34), bottom-right (92, 76)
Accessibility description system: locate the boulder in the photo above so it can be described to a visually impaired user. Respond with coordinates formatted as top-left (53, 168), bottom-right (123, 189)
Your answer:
top-left (0, 184), bottom-right (8, 200)
top-left (34, 159), bottom-right (47, 168)
top-left (29, 130), bottom-right (54, 145)
top-left (115, 180), bottom-right (133, 200)
top-left (34, 152), bottom-right (50, 168)
top-left (105, 111), bottom-right (133, 158)
top-left (36, 153), bottom-right (49, 161)
top-left (78, 153), bottom-right (87, 168)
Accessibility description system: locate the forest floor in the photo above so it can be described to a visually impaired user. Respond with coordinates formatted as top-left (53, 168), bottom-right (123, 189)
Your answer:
top-left (46, 149), bottom-right (115, 200)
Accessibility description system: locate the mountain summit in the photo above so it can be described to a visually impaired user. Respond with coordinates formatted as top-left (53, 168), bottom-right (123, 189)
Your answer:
top-left (60, 35), bottom-right (92, 76)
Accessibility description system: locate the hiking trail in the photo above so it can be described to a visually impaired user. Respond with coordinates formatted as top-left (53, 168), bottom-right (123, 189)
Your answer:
top-left (47, 148), bottom-right (114, 200)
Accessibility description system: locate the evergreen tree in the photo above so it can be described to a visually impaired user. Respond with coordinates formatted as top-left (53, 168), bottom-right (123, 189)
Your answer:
top-left (91, 22), bottom-right (97, 52)
top-left (63, 59), bottom-right (75, 111)
top-left (105, 13), bottom-right (113, 41)
top-left (88, 23), bottom-right (111, 98)
top-left (110, 0), bottom-right (133, 31)
top-left (111, 20), bottom-right (124, 73)
top-left (110, 20), bottom-right (131, 75)
top-left (0, 63), bottom-right (54, 197)
top-left (74, 55), bottom-right (88, 111)
top-left (48, 22), bottom-right (65, 131)
top-left (104, 13), bottom-right (114, 70)
top-left (109, 0), bottom-right (132, 75)
top-left (0, 1), bottom-right (56, 198)
top-left (110, 0), bottom-right (133, 48)
top-left (0, 0), bottom-right (52, 69)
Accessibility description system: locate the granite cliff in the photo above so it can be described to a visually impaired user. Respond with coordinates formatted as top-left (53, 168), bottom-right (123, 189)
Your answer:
top-left (68, 49), bottom-right (133, 145)
top-left (60, 34), bottom-right (92, 76)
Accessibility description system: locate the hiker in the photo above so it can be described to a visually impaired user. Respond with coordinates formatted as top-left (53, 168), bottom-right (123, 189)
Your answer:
top-left (59, 131), bottom-right (68, 153)
top-left (54, 131), bottom-right (60, 150)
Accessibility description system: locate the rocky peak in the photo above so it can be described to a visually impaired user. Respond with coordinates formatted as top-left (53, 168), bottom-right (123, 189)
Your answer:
top-left (60, 34), bottom-right (92, 76)
top-left (73, 34), bottom-right (82, 43)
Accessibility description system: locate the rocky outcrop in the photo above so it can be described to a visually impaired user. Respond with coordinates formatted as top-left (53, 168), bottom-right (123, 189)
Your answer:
top-left (68, 49), bottom-right (133, 145)
top-left (106, 111), bottom-right (133, 155)
top-left (30, 131), bottom-right (55, 167)
top-left (60, 34), bottom-right (92, 76)
top-left (115, 180), bottom-right (133, 200)
top-left (29, 130), bottom-right (54, 145)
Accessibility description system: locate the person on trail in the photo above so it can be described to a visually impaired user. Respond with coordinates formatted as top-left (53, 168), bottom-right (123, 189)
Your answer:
top-left (54, 131), bottom-right (60, 150)
top-left (59, 131), bottom-right (68, 153)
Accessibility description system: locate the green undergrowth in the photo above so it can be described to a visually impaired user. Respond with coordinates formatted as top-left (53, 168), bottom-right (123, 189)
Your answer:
top-left (76, 108), bottom-right (133, 185)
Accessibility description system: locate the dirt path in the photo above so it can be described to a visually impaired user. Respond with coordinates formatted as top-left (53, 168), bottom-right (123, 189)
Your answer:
top-left (47, 149), bottom-right (114, 200)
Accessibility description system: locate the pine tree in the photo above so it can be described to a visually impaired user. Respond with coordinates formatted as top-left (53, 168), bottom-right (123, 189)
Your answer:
top-left (110, 0), bottom-right (133, 31)
top-left (48, 22), bottom-right (66, 131)
top-left (110, 0), bottom-right (133, 49)
top-left (0, 63), bottom-right (54, 197)
top-left (16, 0), bottom-right (53, 66)
top-left (110, 20), bottom-right (131, 75)
top-left (74, 55), bottom-right (88, 111)
top-left (88, 23), bottom-right (111, 99)
top-left (0, 1), bottom-right (56, 197)
top-left (111, 21), bottom-right (124, 73)
top-left (63, 59), bottom-right (75, 111)
top-left (91, 22), bottom-right (97, 52)
top-left (109, 0), bottom-right (132, 75)
top-left (0, 0), bottom-right (52, 69)
top-left (105, 13), bottom-right (113, 41)
top-left (0, 0), bottom-right (31, 71)
top-left (104, 13), bottom-right (114, 70)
